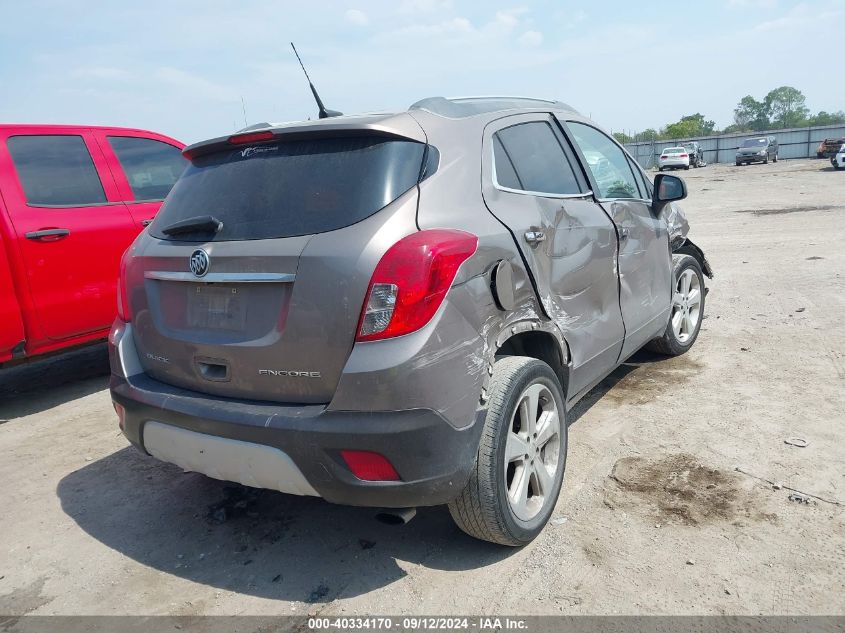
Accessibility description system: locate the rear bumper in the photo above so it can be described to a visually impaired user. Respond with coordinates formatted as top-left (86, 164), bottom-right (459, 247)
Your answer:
top-left (111, 370), bottom-right (485, 508)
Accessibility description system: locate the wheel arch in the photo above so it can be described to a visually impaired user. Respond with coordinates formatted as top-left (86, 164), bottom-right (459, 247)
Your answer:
top-left (674, 238), bottom-right (714, 279)
top-left (495, 330), bottom-right (571, 401)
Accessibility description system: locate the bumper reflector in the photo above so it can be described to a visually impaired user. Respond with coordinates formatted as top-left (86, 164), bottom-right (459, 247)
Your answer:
top-left (340, 450), bottom-right (400, 481)
top-left (113, 402), bottom-right (126, 431)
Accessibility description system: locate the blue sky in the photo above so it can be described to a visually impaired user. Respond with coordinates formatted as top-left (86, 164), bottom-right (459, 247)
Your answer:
top-left (0, 0), bottom-right (841, 143)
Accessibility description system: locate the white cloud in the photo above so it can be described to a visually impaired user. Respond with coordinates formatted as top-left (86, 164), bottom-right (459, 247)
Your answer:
top-left (345, 9), bottom-right (369, 26)
top-left (752, 2), bottom-right (842, 31)
top-left (398, 0), bottom-right (453, 13)
top-left (71, 66), bottom-right (131, 81)
top-left (518, 30), bottom-right (543, 47)
top-left (153, 67), bottom-right (238, 103)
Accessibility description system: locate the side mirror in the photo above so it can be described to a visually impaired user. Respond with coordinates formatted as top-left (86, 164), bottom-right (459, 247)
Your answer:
top-left (653, 173), bottom-right (687, 214)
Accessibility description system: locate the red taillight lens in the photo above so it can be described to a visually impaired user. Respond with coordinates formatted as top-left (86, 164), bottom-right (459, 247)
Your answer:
top-left (228, 131), bottom-right (274, 144)
top-left (340, 450), bottom-right (400, 481)
top-left (116, 248), bottom-right (132, 322)
top-left (356, 229), bottom-right (478, 342)
top-left (679, 153), bottom-right (688, 158)
top-left (660, 155), bottom-right (668, 159)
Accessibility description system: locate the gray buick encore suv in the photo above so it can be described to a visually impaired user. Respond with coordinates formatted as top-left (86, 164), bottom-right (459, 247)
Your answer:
top-left (110, 96), bottom-right (713, 545)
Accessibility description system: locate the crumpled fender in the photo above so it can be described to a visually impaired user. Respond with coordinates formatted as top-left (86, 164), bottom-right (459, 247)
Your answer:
top-left (664, 201), bottom-right (690, 250)
top-left (675, 237), bottom-right (714, 279)
top-left (662, 202), bottom-right (713, 279)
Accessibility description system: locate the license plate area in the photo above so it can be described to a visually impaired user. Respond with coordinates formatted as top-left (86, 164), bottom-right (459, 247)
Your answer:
top-left (187, 284), bottom-right (247, 331)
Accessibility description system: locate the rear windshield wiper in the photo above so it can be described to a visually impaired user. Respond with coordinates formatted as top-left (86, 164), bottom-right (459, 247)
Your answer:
top-left (161, 215), bottom-right (223, 236)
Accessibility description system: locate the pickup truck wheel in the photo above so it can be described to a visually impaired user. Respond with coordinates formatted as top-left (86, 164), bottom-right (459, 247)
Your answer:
top-left (646, 255), bottom-right (705, 356)
top-left (448, 357), bottom-right (567, 546)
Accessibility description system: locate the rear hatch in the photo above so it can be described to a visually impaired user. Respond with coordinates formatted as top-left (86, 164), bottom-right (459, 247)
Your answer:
top-left (126, 122), bottom-right (427, 404)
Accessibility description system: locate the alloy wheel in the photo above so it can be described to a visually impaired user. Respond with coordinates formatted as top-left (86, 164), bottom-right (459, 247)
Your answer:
top-left (504, 383), bottom-right (561, 521)
top-left (671, 268), bottom-right (702, 343)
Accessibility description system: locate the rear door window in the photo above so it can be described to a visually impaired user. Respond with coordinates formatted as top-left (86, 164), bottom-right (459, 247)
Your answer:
top-left (7, 135), bottom-right (106, 206)
top-left (107, 136), bottom-right (186, 201)
top-left (493, 121), bottom-right (581, 195)
top-left (150, 136), bottom-right (426, 241)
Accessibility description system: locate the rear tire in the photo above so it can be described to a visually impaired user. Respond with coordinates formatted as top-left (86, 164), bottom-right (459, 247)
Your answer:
top-left (646, 255), bottom-right (705, 356)
top-left (448, 357), bottom-right (567, 546)
top-left (736, 161), bottom-right (741, 166)
top-left (773, 152), bottom-right (778, 163)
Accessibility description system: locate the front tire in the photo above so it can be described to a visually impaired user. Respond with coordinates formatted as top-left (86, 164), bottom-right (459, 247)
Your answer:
top-left (448, 357), bottom-right (567, 546)
top-left (646, 255), bottom-right (705, 356)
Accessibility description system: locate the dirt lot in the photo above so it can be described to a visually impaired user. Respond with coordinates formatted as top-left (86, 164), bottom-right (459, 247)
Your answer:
top-left (1, 159), bottom-right (843, 618)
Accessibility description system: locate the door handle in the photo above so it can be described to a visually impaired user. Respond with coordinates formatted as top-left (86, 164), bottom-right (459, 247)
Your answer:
top-left (524, 230), bottom-right (546, 245)
top-left (618, 227), bottom-right (630, 241)
top-left (25, 228), bottom-right (70, 240)
top-left (141, 219), bottom-right (153, 227)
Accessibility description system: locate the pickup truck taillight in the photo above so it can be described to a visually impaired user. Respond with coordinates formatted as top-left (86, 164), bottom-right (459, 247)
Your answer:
top-left (356, 229), bottom-right (478, 342)
top-left (117, 248), bottom-right (132, 322)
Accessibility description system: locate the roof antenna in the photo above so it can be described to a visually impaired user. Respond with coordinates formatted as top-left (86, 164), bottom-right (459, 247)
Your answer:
top-left (290, 42), bottom-right (342, 119)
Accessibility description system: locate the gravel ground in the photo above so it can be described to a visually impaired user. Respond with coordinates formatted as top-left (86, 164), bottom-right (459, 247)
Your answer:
top-left (0, 158), bottom-right (843, 618)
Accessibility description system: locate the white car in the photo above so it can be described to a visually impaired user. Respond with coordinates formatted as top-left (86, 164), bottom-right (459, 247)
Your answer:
top-left (833, 144), bottom-right (845, 170)
top-left (658, 147), bottom-right (690, 171)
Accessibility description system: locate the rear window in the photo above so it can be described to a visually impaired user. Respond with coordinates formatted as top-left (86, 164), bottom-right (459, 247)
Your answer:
top-left (7, 135), bottom-right (106, 206)
top-left (108, 136), bottom-right (186, 201)
top-left (150, 136), bottom-right (426, 241)
top-left (742, 138), bottom-right (768, 147)
top-left (664, 148), bottom-right (684, 154)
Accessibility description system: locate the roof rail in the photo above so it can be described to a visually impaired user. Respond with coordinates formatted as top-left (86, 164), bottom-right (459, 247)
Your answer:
top-left (409, 96), bottom-right (578, 118)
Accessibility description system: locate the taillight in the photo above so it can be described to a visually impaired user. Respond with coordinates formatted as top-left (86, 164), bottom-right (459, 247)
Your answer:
top-left (117, 248), bottom-right (132, 322)
top-left (679, 153), bottom-right (688, 158)
top-left (340, 450), bottom-right (400, 481)
top-left (660, 155), bottom-right (668, 159)
top-left (356, 229), bottom-right (478, 342)
top-left (228, 131), bottom-right (274, 144)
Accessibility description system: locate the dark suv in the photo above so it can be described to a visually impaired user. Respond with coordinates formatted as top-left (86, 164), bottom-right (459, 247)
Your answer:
top-left (735, 136), bottom-right (778, 165)
top-left (110, 97), bottom-right (713, 545)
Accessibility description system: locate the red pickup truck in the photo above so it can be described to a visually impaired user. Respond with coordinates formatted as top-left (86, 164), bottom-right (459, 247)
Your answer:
top-left (0, 124), bottom-right (185, 366)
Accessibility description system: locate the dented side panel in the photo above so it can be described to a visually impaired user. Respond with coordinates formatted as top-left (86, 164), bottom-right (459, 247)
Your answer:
top-left (473, 113), bottom-right (625, 397)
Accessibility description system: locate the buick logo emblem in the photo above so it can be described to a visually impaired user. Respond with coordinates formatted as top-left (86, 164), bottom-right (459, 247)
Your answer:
top-left (189, 249), bottom-right (209, 277)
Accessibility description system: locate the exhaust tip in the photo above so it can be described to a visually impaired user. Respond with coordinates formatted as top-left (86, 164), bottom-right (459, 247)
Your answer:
top-left (374, 507), bottom-right (417, 525)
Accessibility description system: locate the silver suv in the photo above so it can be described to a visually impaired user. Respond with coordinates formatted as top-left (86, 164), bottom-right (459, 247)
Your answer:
top-left (110, 97), bottom-right (713, 545)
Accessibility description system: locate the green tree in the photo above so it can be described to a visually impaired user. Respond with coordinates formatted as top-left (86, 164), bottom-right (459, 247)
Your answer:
top-left (639, 128), bottom-right (659, 141)
top-left (764, 86), bottom-right (809, 129)
top-left (664, 113), bottom-right (716, 139)
top-left (808, 110), bottom-right (845, 126)
top-left (612, 131), bottom-right (632, 144)
top-left (733, 95), bottom-right (769, 131)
